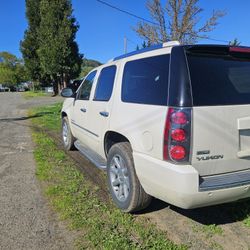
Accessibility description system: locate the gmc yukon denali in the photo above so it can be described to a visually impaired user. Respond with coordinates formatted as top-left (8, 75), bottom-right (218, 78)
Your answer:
top-left (61, 41), bottom-right (250, 212)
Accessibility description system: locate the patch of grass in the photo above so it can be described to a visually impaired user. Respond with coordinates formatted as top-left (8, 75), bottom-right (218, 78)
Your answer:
top-left (30, 104), bottom-right (186, 249)
top-left (22, 90), bottom-right (50, 99)
top-left (201, 224), bottom-right (223, 236)
top-left (192, 223), bottom-right (223, 238)
top-left (29, 102), bottom-right (62, 131)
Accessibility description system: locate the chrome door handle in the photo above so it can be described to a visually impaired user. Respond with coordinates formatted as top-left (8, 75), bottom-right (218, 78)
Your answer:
top-left (99, 111), bottom-right (109, 117)
top-left (80, 108), bottom-right (87, 113)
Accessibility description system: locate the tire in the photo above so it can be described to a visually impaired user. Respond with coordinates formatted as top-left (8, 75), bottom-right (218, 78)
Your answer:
top-left (62, 117), bottom-right (75, 151)
top-left (107, 142), bottom-right (152, 213)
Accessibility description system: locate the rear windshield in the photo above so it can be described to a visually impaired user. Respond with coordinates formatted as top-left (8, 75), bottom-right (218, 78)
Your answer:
top-left (187, 52), bottom-right (250, 106)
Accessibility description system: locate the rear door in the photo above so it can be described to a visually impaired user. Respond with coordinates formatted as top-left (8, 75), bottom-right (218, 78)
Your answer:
top-left (186, 46), bottom-right (250, 176)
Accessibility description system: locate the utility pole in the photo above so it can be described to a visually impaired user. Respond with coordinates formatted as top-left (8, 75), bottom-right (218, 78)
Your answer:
top-left (124, 36), bottom-right (127, 54)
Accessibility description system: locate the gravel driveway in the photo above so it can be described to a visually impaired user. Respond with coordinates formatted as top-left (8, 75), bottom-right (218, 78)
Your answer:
top-left (0, 93), bottom-right (74, 250)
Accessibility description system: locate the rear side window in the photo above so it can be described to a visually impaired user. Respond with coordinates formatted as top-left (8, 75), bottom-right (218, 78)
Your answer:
top-left (94, 65), bottom-right (116, 101)
top-left (187, 53), bottom-right (250, 106)
top-left (122, 54), bottom-right (170, 105)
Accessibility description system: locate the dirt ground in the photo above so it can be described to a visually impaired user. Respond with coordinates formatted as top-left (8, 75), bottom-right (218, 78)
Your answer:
top-left (0, 93), bottom-right (75, 250)
top-left (1, 92), bottom-right (250, 250)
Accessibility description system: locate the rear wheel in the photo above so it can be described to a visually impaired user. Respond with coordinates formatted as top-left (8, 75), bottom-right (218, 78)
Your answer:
top-left (62, 117), bottom-right (75, 150)
top-left (107, 142), bottom-right (151, 212)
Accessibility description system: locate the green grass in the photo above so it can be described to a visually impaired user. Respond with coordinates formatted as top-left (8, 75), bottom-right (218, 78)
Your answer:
top-left (201, 224), bottom-right (223, 236)
top-left (192, 222), bottom-right (223, 239)
top-left (30, 103), bottom-right (186, 249)
top-left (29, 102), bottom-right (62, 131)
top-left (22, 90), bottom-right (50, 99)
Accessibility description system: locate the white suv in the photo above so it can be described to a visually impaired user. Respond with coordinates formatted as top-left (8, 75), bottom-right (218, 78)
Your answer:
top-left (61, 41), bottom-right (250, 212)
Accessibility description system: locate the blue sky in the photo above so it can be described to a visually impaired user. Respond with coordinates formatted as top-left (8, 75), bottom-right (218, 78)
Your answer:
top-left (0, 0), bottom-right (250, 63)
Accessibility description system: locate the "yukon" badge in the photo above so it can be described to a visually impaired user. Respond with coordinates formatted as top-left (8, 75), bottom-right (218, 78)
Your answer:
top-left (196, 155), bottom-right (224, 161)
top-left (196, 150), bottom-right (224, 161)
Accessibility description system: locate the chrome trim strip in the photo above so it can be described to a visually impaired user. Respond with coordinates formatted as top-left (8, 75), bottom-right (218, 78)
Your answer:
top-left (71, 121), bottom-right (99, 138)
top-left (199, 169), bottom-right (250, 191)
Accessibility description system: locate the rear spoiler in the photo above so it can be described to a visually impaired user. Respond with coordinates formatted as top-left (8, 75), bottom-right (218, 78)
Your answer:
top-left (184, 45), bottom-right (250, 56)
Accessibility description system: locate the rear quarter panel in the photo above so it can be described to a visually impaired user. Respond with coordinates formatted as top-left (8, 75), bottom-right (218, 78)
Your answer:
top-left (108, 48), bottom-right (171, 160)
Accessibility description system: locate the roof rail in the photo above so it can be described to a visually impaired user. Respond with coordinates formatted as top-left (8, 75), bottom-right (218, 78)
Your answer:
top-left (111, 40), bottom-right (180, 62)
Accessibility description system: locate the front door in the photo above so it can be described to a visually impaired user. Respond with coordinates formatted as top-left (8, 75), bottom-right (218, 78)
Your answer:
top-left (72, 70), bottom-right (97, 144)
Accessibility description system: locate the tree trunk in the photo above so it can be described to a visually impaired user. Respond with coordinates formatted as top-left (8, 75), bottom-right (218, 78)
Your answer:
top-left (63, 73), bottom-right (67, 88)
top-left (52, 81), bottom-right (58, 96)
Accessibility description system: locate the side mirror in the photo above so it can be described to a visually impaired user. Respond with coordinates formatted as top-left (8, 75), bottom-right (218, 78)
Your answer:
top-left (61, 88), bottom-right (75, 98)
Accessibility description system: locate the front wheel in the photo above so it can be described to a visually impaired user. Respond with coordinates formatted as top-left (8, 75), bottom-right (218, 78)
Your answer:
top-left (62, 117), bottom-right (75, 150)
top-left (107, 142), bottom-right (152, 213)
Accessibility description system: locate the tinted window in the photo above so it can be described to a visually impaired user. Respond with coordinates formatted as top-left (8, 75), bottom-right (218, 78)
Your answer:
top-left (77, 71), bottom-right (96, 100)
top-left (122, 55), bottom-right (170, 105)
top-left (94, 66), bottom-right (116, 101)
top-left (187, 53), bottom-right (250, 106)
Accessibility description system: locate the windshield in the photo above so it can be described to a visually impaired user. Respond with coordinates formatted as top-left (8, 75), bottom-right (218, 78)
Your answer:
top-left (186, 52), bottom-right (250, 106)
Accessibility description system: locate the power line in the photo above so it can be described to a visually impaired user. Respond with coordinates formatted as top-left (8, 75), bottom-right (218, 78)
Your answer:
top-left (96, 0), bottom-right (158, 26)
top-left (198, 36), bottom-right (230, 44)
top-left (96, 0), bottom-right (230, 44)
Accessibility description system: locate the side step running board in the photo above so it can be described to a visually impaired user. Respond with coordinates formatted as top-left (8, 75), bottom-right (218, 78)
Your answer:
top-left (74, 140), bottom-right (107, 170)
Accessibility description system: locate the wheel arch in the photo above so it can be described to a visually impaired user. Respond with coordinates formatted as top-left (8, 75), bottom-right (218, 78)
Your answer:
top-left (104, 131), bottom-right (130, 157)
top-left (61, 111), bottom-right (67, 118)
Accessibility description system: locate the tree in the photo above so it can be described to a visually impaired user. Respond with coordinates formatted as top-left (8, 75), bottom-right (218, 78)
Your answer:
top-left (134, 0), bottom-right (226, 45)
top-left (229, 38), bottom-right (241, 46)
top-left (20, 0), bottom-right (42, 83)
top-left (0, 52), bottom-right (28, 87)
top-left (37, 0), bottom-right (82, 94)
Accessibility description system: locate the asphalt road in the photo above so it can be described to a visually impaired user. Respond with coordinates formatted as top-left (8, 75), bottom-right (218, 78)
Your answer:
top-left (0, 93), bottom-right (74, 250)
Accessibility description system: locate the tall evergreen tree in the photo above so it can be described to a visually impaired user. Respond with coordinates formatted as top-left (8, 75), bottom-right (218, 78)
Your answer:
top-left (38, 0), bottom-right (82, 94)
top-left (20, 0), bottom-right (41, 82)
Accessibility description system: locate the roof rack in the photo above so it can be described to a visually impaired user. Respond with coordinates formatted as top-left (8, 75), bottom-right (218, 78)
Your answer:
top-left (111, 40), bottom-right (180, 62)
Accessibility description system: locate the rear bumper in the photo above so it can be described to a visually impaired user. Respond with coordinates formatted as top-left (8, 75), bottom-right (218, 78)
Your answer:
top-left (133, 152), bottom-right (250, 209)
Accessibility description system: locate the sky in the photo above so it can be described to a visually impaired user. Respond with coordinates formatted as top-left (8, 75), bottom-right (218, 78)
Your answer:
top-left (0, 0), bottom-right (250, 63)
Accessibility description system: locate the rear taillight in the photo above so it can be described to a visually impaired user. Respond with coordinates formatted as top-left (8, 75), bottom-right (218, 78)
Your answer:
top-left (163, 107), bottom-right (192, 163)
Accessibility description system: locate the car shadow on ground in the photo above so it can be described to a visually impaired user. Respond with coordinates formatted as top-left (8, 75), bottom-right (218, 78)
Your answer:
top-left (0, 112), bottom-right (54, 122)
top-left (139, 197), bottom-right (250, 226)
